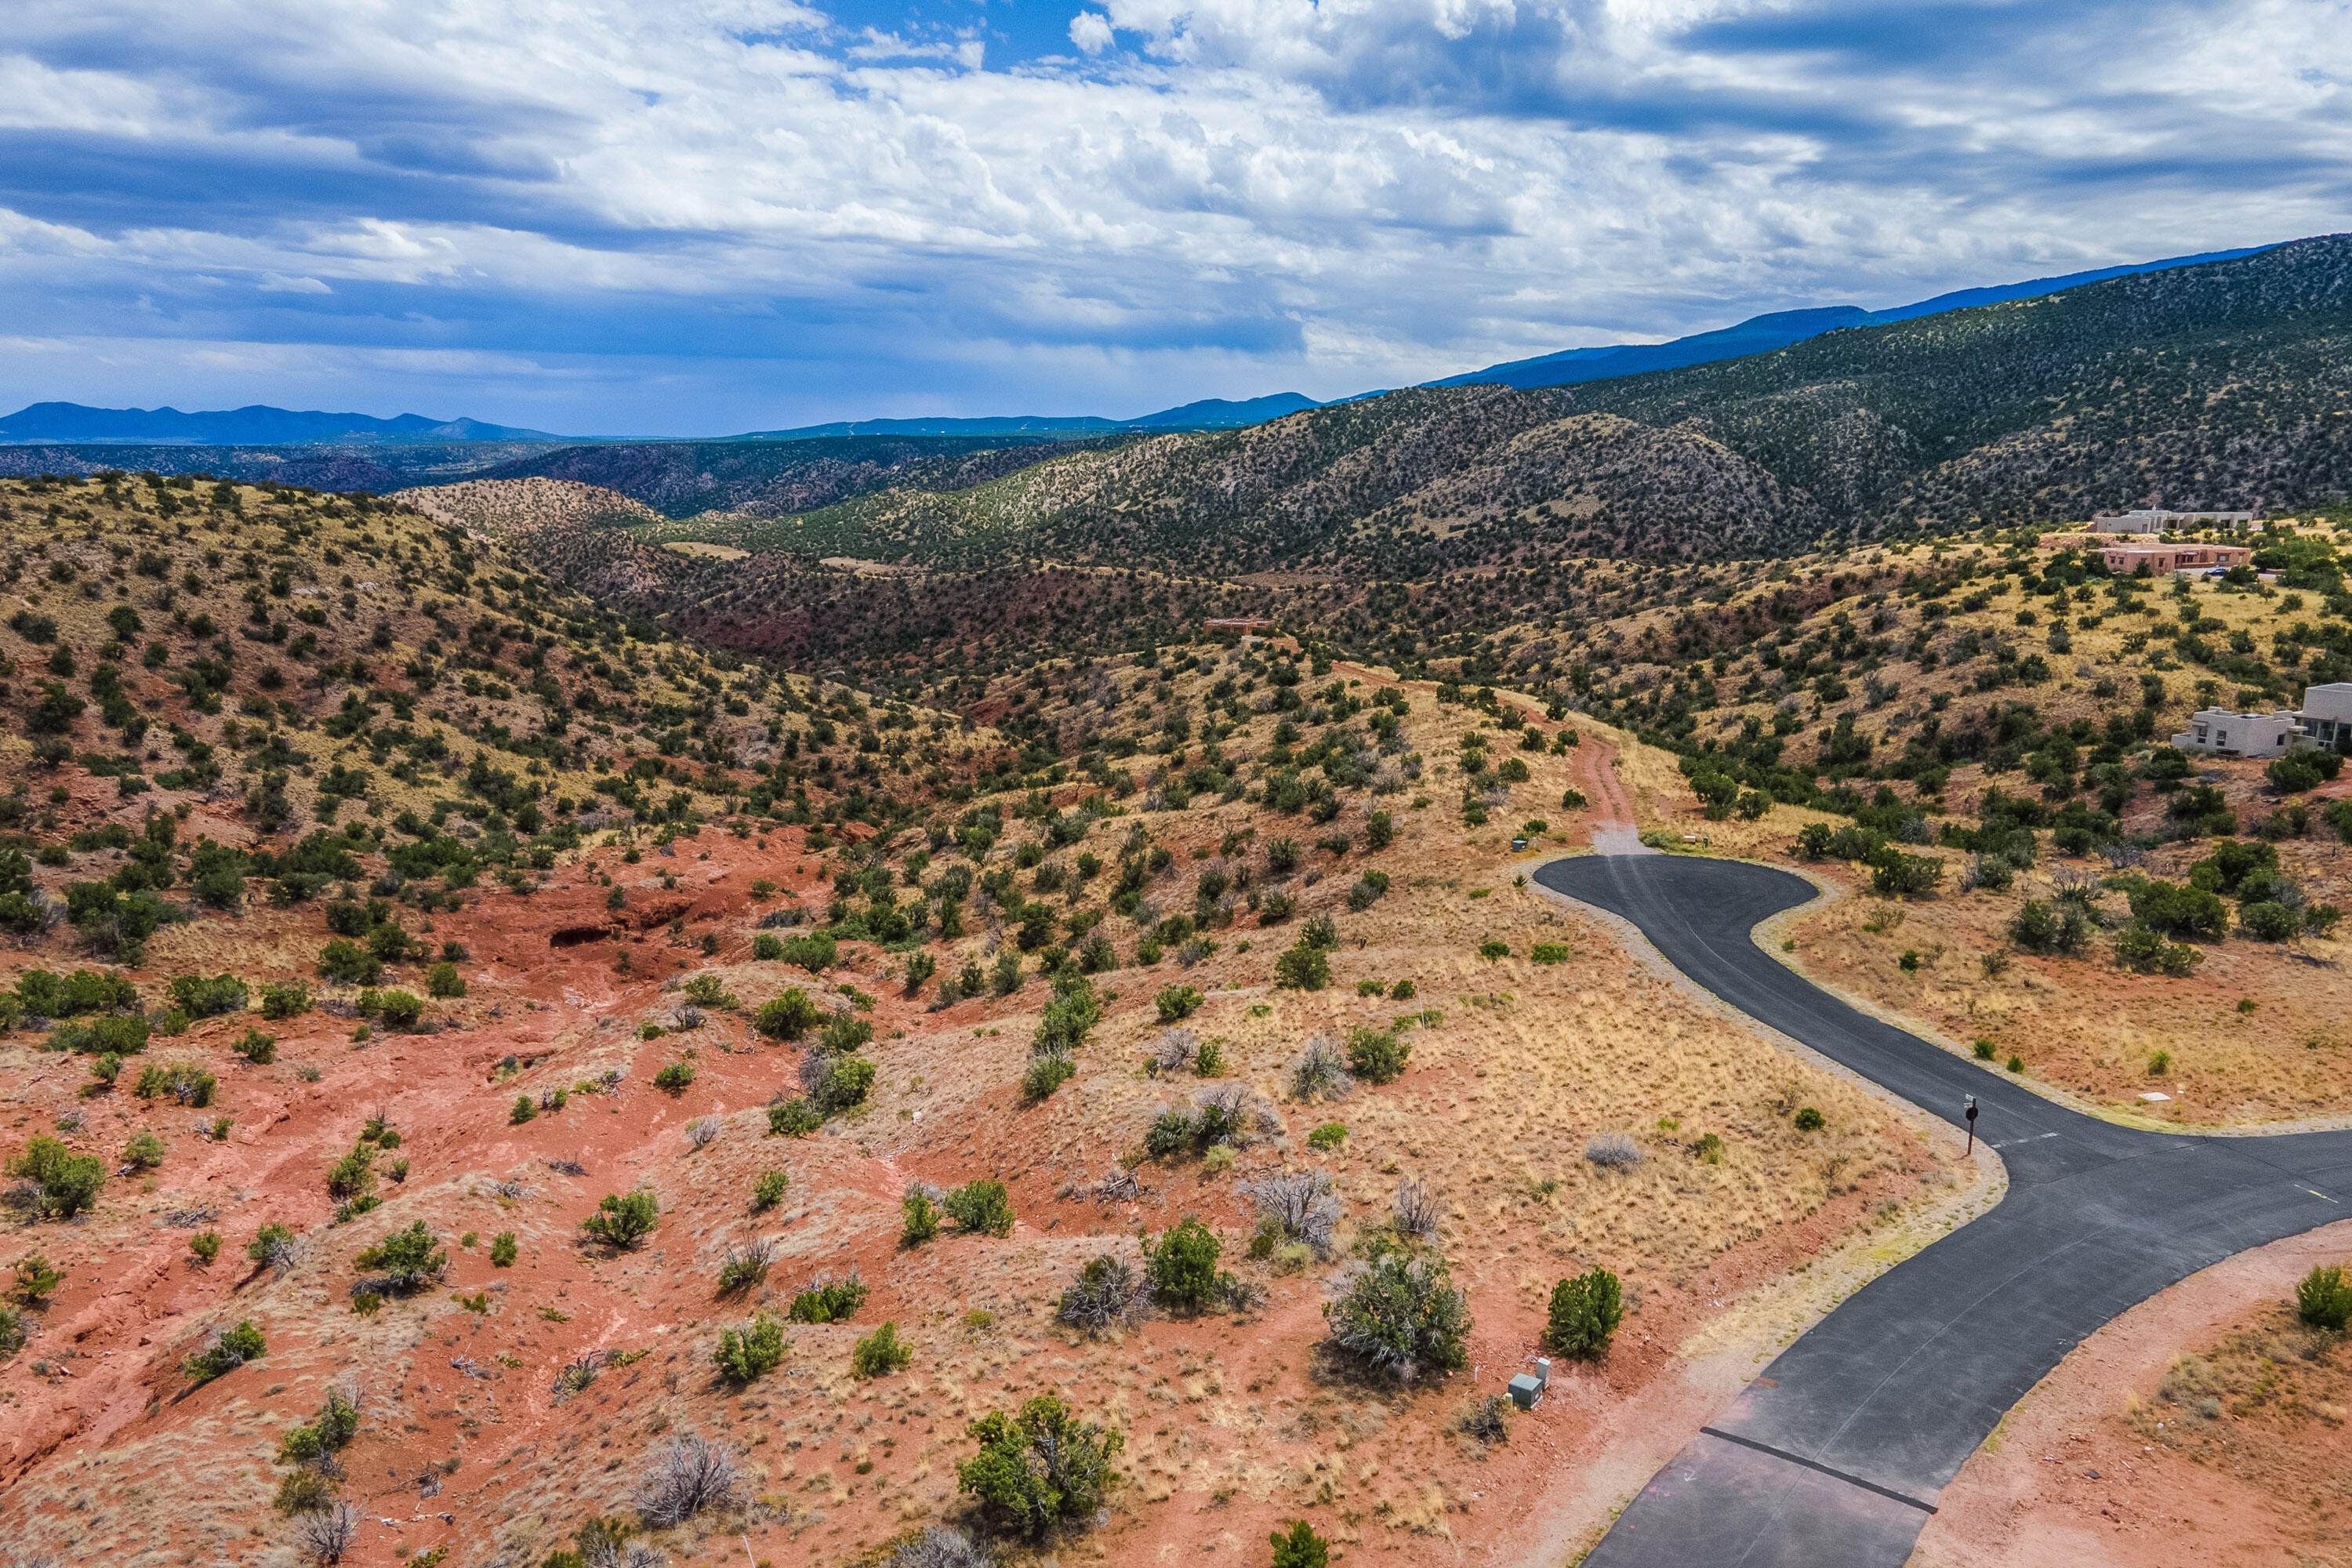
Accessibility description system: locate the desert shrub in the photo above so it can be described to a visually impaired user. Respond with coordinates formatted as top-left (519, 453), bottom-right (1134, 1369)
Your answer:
top-left (11, 1254), bottom-right (63, 1305)
top-left (2009, 900), bottom-right (2092, 955)
top-left (278, 1382), bottom-right (361, 1468)
top-left (1288, 1034), bottom-right (1356, 1102)
top-left (637, 1434), bottom-right (742, 1527)
top-left (787, 1270), bottom-right (869, 1323)
top-left (1325, 1252), bottom-right (1470, 1380)
top-left (2114, 923), bottom-right (2202, 975)
top-left (1392, 1175), bottom-right (1443, 1238)
top-left (291, 1500), bottom-right (359, 1560)
top-left (490, 1231), bottom-right (518, 1266)
top-left (1156, 984), bottom-right (1203, 1022)
top-left (248, 1220), bottom-right (302, 1274)
top-left (134, 1062), bottom-right (216, 1106)
top-left (1145, 1109), bottom-right (1196, 1157)
top-left (1272, 942), bottom-right (1330, 991)
top-left (713, 1311), bottom-right (788, 1382)
top-left (1345, 1025), bottom-right (1410, 1084)
top-left (1585, 1133), bottom-right (1643, 1168)
top-left (121, 1129), bottom-right (166, 1170)
top-left (2241, 901), bottom-right (2302, 942)
top-left (944, 1178), bottom-right (1016, 1238)
top-left (751, 932), bottom-right (784, 961)
top-left (426, 962), bottom-right (466, 998)
top-left (2297, 1265), bottom-right (2352, 1331)
top-left (258, 980), bottom-right (311, 1021)
top-left (1022, 1052), bottom-right (1075, 1101)
top-left (1057, 1252), bottom-right (1146, 1338)
top-left (1456, 1394), bottom-right (1512, 1447)
top-left (852, 1319), bottom-right (914, 1377)
top-left (233, 1028), bottom-right (277, 1065)
top-left (1546, 1267), bottom-right (1624, 1358)
top-left (894, 1526), bottom-right (993, 1568)
top-left (1194, 1037), bottom-right (1227, 1076)
top-left (1243, 1171), bottom-right (1341, 1258)
top-left (779, 932), bottom-right (837, 973)
top-left (755, 988), bottom-right (822, 1040)
top-left (183, 1319), bottom-right (267, 1382)
top-left (374, 990), bottom-right (423, 1029)
top-left (653, 1061), bottom-right (695, 1097)
top-left (1792, 1106), bottom-right (1826, 1131)
top-left (6, 1136), bottom-right (105, 1218)
top-left (768, 1097), bottom-right (822, 1136)
top-left (1269, 1519), bottom-right (1330, 1568)
top-left (717, 1236), bottom-right (778, 1294)
top-left (580, 1189), bottom-right (659, 1248)
top-left (956, 1394), bottom-right (1125, 1540)
top-left (0, 1303), bottom-right (25, 1359)
top-left (317, 940), bottom-right (381, 985)
top-left (1142, 1216), bottom-right (1224, 1312)
top-left (189, 1231), bottom-right (222, 1265)
top-left (166, 973), bottom-right (248, 1018)
top-left (753, 1167), bottom-right (789, 1210)
top-left (354, 1220), bottom-right (447, 1291)
top-left (813, 1054), bottom-right (875, 1112)
top-left (902, 1185), bottom-right (942, 1245)
top-left (273, 1465), bottom-right (339, 1517)
top-left (1308, 1121), bottom-right (1348, 1151)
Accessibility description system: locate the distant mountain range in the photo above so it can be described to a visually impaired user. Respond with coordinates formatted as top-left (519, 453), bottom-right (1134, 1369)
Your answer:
top-left (731, 392), bottom-right (1323, 441)
top-left (0, 402), bottom-right (561, 445)
top-left (0, 245), bottom-right (2284, 451)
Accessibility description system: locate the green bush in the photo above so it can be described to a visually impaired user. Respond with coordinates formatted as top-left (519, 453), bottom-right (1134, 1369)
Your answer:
top-left (1156, 984), bottom-right (1204, 1022)
top-left (1545, 1267), bottom-right (1624, 1359)
top-left (134, 1062), bottom-right (216, 1105)
top-left (324, 1145), bottom-right (376, 1200)
top-left (233, 1029), bottom-right (276, 1065)
top-left (257, 980), bottom-right (310, 1021)
top-left (2241, 902), bottom-right (2302, 942)
top-left (1325, 1251), bottom-right (1471, 1380)
top-left (943, 1178), bottom-right (1016, 1238)
top-left (956, 1394), bottom-right (1125, 1540)
top-left (851, 1320), bottom-right (914, 1377)
top-left (510, 1094), bottom-right (538, 1124)
top-left (2296, 1265), bottom-right (2352, 1330)
top-left (1273, 942), bottom-right (1330, 991)
top-left (780, 933), bottom-right (837, 973)
top-left (819, 1011), bottom-right (874, 1053)
top-left (354, 1220), bottom-right (447, 1290)
top-left (713, 1311), bottom-right (788, 1382)
top-left (2114, 923), bottom-right (2202, 975)
top-left (653, 1061), bottom-right (695, 1096)
top-left (815, 1054), bottom-right (875, 1112)
top-left (1792, 1106), bottom-right (1825, 1131)
top-left (1194, 1038), bottom-right (1227, 1076)
top-left (426, 962), bottom-right (466, 998)
top-left (902, 1188), bottom-right (941, 1245)
top-left (317, 940), bottom-right (381, 985)
top-left (752, 932), bottom-right (784, 960)
top-left (754, 989), bottom-right (822, 1040)
top-left (166, 973), bottom-right (249, 1018)
top-left (1143, 1216), bottom-right (1222, 1312)
top-left (1022, 1054), bottom-right (1075, 1101)
top-left (121, 1128), bottom-right (167, 1170)
top-left (753, 1168), bottom-right (789, 1210)
top-left (183, 1319), bottom-right (266, 1382)
top-left (767, 1098), bottom-right (822, 1136)
top-left (1346, 1025), bottom-right (1408, 1084)
top-left (1477, 940), bottom-right (1509, 962)
top-left (1308, 1121), bottom-right (1348, 1150)
top-left (490, 1231), bottom-right (518, 1266)
top-left (787, 1273), bottom-right (869, 1323)
top-left (1269, 1519), bottom-right (1331, 1568)
top-left (54, 1013), bottom-right (152, 1057)
top-left (579, 1189), bottom-right (659, 1248)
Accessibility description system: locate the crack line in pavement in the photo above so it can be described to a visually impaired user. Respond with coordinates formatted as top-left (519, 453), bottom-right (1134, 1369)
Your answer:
top-left (1697, 1428), bottom-right (1939, 1513)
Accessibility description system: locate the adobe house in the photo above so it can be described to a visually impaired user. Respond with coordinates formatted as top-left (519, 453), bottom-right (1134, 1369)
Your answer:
top-left (2098, 543), bottom-right (2253, 575)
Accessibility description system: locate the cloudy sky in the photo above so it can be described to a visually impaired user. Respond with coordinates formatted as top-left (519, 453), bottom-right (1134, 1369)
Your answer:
top-left (2, 0), bottom-right (2347, 434)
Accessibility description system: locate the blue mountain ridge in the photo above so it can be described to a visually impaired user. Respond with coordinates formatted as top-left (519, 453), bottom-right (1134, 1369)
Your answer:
top-left (1423, 245), bottom-right (2273, 393)
top-left (0, 244), bottom-right (2282, 445)
top-left (0, 402), bottom-right (562, 445)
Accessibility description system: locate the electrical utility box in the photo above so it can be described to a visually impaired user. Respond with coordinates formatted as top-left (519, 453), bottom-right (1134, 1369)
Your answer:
top-left (1508, 1359), bottom-right (1551, 1410)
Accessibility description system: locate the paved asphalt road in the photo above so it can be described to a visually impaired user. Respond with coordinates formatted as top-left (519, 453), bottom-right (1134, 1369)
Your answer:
top-left (1534, 851), bottom-right (2352, 1568)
